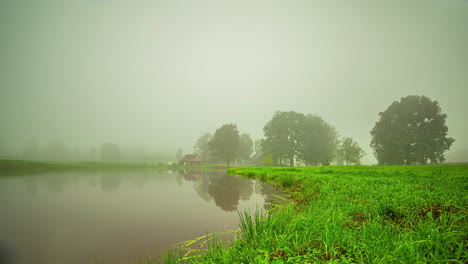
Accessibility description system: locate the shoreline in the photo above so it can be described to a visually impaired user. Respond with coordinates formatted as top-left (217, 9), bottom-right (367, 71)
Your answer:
top-left (159, 165), bottom-right (468, 263)
top-left (0, 159), bottom-right (242, 176)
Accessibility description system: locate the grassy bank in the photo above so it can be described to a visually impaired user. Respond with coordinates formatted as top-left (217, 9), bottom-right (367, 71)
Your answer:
top-left (155, 165), bottom-right (467, 263)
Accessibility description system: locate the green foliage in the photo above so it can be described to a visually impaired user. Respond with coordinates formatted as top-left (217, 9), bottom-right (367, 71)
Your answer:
top-left (261, 153), bottom-right (273, 166)
top-left (193, 133), bottom-right (213, 161)
top-left (337, 137), bottom-right (365, 165)
top-left (263, 111), bottom-right (338, 166)
top-left (100, 143), bottom-right (121, 161)
top-left (296, 115), bottom-right (338, 166)
top-left (254, 139), bottom-right (265, 154)
top-left (176, 148), bottom-right (184, 162)
top-left (238, 133), bottom-right (254, 162)
top-left (208, 124), bottom-right (240, 167)
top-left (370, 95), bottom-right (455, 165)
top-left (263, 111), bottom-right (304, 166)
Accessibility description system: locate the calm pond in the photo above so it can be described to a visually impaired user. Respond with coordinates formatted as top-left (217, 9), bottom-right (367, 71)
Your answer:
top-left (0, 169), bottom-right (278, 264)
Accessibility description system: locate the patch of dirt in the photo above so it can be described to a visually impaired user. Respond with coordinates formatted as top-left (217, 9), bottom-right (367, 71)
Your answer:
top-left (416, 203), bottom-right (460, 219)
top-left (269, 250), bottom-right (287, 261)
top-left (345, 212), bottom-right (370, 229)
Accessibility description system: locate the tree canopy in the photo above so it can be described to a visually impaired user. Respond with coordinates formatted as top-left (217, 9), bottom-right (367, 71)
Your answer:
top-left (254, 139), bottom-right (264, 154)
top-left (370, 95), bottom-right (455, 165)
top-left (263, 111), bottom-right (338, 166)
top-left (238, 133), bottom-right (254, 163)
top-left (176, 148), bottom-right (184, 162)
top-left (337, 137), bottom-right (365, 165)
top-left (100, 143), bottom-right (121, 161)
top-left (263, 111), bottom-right (304, 166)
top-left (194, 133), bottom-right (213, 161)
top-left (208, 124), bottom-right (240, 167)
top-left (297, 115), bottom-right (338, 166)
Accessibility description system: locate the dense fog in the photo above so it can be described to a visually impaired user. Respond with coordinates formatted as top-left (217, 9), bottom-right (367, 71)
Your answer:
top-left (1, 0), bottom-right (467, 164)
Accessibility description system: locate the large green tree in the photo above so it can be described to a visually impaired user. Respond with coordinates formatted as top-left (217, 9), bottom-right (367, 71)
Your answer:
top-left (208, 124), bottom-right (240, 167)
top-left (296, 115), bottom-right (338, 166)
top-left (176, 148), bottom-right (184, 162)
top-left (263, 111), bottom-right (304, 166)
top-left (263, 111), bottom-right (338, 166)
top-left (337, 137), bottom-right (365, 165)
top-left (100, 143), bottom-right (121, 161)
top-left (253, 139), bottom-right (264, 154)
top-left (370, 95), bottom-right (455, 165)
top-left (194, 133), bottom-right (213, 161)
top-left (238, 133), bottom-right (254, 163)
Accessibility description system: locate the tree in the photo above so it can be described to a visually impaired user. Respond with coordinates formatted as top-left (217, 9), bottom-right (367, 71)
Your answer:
top-left (194, 133), bottom-right (213, 161)
top-left (370, 95), bottom-right (455, 165)
top-left (263, 111), bottom-right (338, 166)
top-left (45, 140), bottom-right (70, 160)
top-left (337, 137), bottom-right (365, 165)
top-left (254, 139), bottom-right (264, 154)
top-left (89, 148), bottom-right (97, 160)
top-left (100, 143), bottom-right (121, 161)
top-left (194, 172), bottom-right (253, 212)
top-left (23, 140), bottom-right (39, 158)
top-left (176, 148), bottom-right (184, 162)
top-left (208, 124), bottom-right (240, 167)
top-left (238, 133), bottom-right (254, 163)
top-left (296, 115), bottom-right (339, 166)
top-left (263, 111), bottom-right (305, 166)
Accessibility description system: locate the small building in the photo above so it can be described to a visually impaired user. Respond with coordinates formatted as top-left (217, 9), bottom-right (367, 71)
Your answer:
top-left (178, 154), bottom-right (202, 166)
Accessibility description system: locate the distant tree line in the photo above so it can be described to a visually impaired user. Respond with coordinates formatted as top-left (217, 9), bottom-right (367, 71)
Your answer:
top-left (22, 94), bottom-right (454, 166)
top-left (22, 141), bottom-right (174, 162)
top-left (259, 111), bottom-right (365, 166)
top-left (193, 112), bottom-right (364, 167)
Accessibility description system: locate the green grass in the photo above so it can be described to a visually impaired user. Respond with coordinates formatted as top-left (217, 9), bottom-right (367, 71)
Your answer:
top-left (144, 165), bottom-right (467, 264)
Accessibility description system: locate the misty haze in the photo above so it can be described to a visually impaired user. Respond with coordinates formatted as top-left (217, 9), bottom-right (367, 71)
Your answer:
top-left (0, 0), bottom-right (467, 263)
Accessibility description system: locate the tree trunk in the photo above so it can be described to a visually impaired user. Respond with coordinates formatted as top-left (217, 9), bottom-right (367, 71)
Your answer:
top-left (227, 160), bottom-right (230, 167)
top-left (290, 156), bottom-right (294, 167)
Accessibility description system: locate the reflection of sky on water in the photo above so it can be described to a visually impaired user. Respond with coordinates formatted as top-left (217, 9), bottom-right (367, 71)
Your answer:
top-left (0, 170), bottom-right (279, 264)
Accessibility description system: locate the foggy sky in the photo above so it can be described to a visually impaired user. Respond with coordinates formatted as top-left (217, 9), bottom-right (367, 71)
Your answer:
top-left (1, 0), bottom-right (467, 164)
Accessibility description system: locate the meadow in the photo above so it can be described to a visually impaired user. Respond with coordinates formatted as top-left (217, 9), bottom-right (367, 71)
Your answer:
top-left (156, 165), bottom-right (467, 264)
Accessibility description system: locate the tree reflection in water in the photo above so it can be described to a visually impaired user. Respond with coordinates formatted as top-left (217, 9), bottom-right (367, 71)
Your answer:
top-left (100, 173), bottom-right (123, 192)
top-left (189, 170), bottom-right (278, 212)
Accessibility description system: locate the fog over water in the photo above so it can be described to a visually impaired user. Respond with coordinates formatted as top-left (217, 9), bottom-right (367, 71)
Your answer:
top-left (0, 170), bottom-right (278, 263)
top-left (1, 0), bottom-right (467, 164)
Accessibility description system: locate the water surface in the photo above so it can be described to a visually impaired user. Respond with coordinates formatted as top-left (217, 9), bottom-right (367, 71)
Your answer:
top-left (0, 169), bottom-right (278, 264)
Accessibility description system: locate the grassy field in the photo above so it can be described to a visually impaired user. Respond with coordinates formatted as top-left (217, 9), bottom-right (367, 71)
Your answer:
top-left (154, 165), bottom-right (467, 264)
